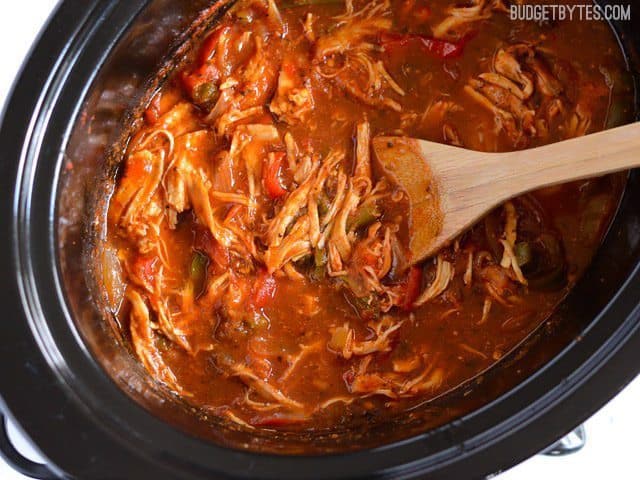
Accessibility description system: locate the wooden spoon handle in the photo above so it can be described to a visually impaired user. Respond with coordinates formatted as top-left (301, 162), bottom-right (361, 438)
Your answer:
top-left (492, 122), bottom-right (640, 199)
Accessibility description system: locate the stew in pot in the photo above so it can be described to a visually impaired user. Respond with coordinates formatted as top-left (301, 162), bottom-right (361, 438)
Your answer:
top-left (103, 0), bottom-right (632, 431)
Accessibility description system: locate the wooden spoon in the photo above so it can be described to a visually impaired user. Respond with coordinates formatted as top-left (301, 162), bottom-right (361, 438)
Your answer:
top-left (372, 122), bottom-right (640, 265)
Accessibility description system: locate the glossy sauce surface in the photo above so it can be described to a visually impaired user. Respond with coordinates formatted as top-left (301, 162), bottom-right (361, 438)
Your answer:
top-left (104, 0), bottom-right (632, 431)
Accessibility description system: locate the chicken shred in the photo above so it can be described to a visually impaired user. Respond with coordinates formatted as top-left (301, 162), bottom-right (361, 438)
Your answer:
top-left (414, 256), bottom-right (454, 307)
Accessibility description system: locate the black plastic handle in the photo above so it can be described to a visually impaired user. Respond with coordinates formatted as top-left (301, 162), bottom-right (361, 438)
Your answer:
top-left (0, 413), bottom-right (58, 480)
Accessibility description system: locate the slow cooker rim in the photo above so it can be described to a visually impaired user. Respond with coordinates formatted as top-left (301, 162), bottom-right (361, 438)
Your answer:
top-left (1, 1), bottom-right (640, 479)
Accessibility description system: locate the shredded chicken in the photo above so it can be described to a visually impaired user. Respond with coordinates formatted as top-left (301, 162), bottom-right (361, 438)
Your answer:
top-left (501, 201), bottom-right (518, 255)
top-left (216, 106), bottom-right (265, 135)
top-left (433, 0), bottom-right (496, 39)
top-left (205, 29), bottom-right (281, 128)
top-left (128, 290), bottom-right (184, 393)
top-left (464, 43), bottom-right (585, 147)
top-left (479, 297), bottom-right (492, 324)
top-left (329, 183), bottom-right (362, 261)
top-left (228, 362), bottom-right (304, 410)
top-left (329, 316), bottom-right (404, 359)
top-left (315, 18), bottom-right (391, 60)
top-left (479, 264), bottom-right (518, 305)
top-left (354, 121), bottom-right (372, 179)
top-left (459, 343), bottom-right (488, 359)
top-left (266, 163), bottom-right (319, 247)
top-left (279, 342), bottom-right (322, 382)
top-left (110, 149), bottom-right (165, 251)
top-left (270, 60), bottom-right (314, 124)
top-left (414, 256), bottom-right (454, 306)
top-left (264, 215), bottom-right (312, 273)
top-left (499, 239), bottom-right (528, 285)
top-left (463, 250), bottom-right (474, 286)
top-left (313, 5), bottom-right (403, 112)
top-left (565, 107), bottom-right (591, 138)
top-left (345, 354), bottom-right (444, 398)
top-left (225, 410), bottom-right (256, 429)
top-left (494, 202), bottom-right (528, 285)
top-left (303, 12), bottom-right (316, 42)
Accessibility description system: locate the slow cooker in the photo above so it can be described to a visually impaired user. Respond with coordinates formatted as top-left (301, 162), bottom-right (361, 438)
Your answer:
top-left (1, 0), bottom-right (640, 478)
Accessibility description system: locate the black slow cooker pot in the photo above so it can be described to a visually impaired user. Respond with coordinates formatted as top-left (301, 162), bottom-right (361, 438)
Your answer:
top-left (2, 1), bottom-right (640, 478)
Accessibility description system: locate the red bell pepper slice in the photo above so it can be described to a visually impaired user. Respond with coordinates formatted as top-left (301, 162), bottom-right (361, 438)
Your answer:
top-left (144, 92), bottom-right (161, 125)
top-left (264, 152), bottom-right (288, 199)
top-left (253, 270), bottom-right (277, 308)
top-left (198, 26), bottom-right (229, 66)
top-left (180, 27), bottom-right (228, 99)
top-left (132, 255), bottom-right (159, 289)
top-left (380, 32), bottom-right (467, 59)
top-left (401, 266), bottom-right (423, 311)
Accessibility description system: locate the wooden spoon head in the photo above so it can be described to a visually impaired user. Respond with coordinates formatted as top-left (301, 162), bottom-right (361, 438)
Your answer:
top-left (373, 136), bottom-right (500, 264)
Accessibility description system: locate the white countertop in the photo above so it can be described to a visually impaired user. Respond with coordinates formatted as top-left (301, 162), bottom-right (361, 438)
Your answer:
top-left (1, 1), bottom-right (638, 478)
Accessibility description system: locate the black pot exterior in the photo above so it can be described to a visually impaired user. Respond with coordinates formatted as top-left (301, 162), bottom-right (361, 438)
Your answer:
top-left (1, 1), bottom-right (640, 479)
